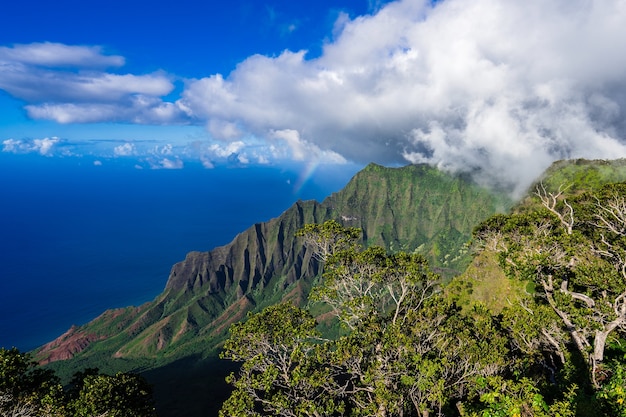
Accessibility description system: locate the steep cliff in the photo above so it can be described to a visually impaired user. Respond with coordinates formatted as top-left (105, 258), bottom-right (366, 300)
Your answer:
top-left (36, 163), bottom-right (510, 364)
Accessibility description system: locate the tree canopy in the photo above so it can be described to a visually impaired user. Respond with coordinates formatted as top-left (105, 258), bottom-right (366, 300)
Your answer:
top-left (221, 212), bottom-right (626, 416)
top-left (0, 347), bottom-right (155, 417)
top-left (222, 221), bottom-right (510, 417)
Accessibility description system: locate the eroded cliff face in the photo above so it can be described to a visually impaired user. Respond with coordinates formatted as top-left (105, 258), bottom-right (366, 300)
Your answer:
top-left (36, 163), bottom-right (510, 364)
top-left (165, 200), bottom-right (329, 296)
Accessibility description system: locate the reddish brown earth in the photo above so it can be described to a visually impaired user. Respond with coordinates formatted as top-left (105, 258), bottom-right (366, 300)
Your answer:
top-left (37, 326), bottom-right (105, 365)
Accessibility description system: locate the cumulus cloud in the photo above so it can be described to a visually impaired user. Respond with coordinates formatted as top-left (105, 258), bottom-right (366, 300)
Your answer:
top-left (200, 156), bottom-right (215, 169)
top-left (153, 143), bottom-right (174, 155)
top-left (113, 143), bottom-right (136, 156)
top-left (207, 141), bottom-right (246, 158)
top-left (2, 137), bottom-right (61, 155)
top-left (269, 129), bottom-right (346, 163)
top-left (178, 0), bottom-right (626, 195)
top-left (0, 43), bottom-right (184, 124)
top-left (192, 138), bottom-right (283, 167)
top-left (207, 119), bottom-right (242, 140)
top-left (150, 157), bottom-right (184, 169)
top-left (3, 0), bottom-right (626, 194)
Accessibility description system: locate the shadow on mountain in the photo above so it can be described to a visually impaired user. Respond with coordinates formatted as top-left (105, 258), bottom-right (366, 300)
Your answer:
top-left (143, 355), bottom-right (237, 417)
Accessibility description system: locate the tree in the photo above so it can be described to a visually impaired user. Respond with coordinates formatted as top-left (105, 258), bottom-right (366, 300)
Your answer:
top-left (462, 377), bottom-right (577, 417)
top-left (221, 221), bottom-right (508, 417)
top-left (475, 183), bottom-right (626, 388)
top-left (0, 347), bottom-right (156, 417)
top-left (69, 371), bottom-right (156, 417)
top-left (295, 220), bottom-right (361, 264)
top-left (0, 347), bottom-right (65, 416)
top-left (309, 234), bottom-right (507, 417)
top-left (220, 303), bottom-right (345, 417)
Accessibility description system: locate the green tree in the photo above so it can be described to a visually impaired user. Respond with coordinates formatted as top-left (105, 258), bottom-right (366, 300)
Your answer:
top-left (462, 377), bottom-right (577, 417)
top-left (221, 221), bottom-right (508, 417)
top-left (475, 183), bottom-right (626, 388)
top-left (313, 239), bottom-right (507, 417)
top-left (220, 303), bottom-right (345, 417)
top-left (0, 347), bottom-right (65, 416)
top-left (0, 347), bottom-right (157, 417)
top-left (596, 359), bottom-right (626, 416)
top-left (69, 372), bottom-right (156, 417)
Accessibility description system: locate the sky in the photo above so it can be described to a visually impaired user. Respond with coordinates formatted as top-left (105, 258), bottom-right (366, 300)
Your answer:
top-left (2, 0), bottom-right (626, 195)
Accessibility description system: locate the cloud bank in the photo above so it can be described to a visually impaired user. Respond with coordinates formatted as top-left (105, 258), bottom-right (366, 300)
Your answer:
top-left (179, 0), bottom-right (626, 194)
top-left (3, 0), bottom-right (626, 194)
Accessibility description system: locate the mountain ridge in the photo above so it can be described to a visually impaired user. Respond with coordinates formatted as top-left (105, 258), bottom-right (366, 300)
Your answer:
top-left (36, 162), bottom-right (510, 366)
top-left (33, 159), bottom-right (626, 417)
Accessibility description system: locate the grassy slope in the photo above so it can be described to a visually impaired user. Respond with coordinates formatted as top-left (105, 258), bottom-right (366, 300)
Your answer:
top-left (447, 158), bottom-right (626, 313)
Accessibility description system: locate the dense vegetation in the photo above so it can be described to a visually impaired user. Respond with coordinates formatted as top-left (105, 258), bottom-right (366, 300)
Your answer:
top-left (220, 177), bottom-right (626, 417)
top-left (0, 347), bottom-right (155, 416)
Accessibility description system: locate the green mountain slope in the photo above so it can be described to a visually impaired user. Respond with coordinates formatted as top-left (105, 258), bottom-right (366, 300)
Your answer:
top-left (35, 159), bottom-right (626, 416)
top-left (447, 158), bottom-right (626, 312)
top-left (34, 163), bottom-right (511, 415)
top-left (36, 164), bottom-right (508, 362)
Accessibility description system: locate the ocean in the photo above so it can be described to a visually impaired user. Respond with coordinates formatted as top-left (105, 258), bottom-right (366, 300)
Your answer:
top-left (0, 154), bottom-right (358, 351)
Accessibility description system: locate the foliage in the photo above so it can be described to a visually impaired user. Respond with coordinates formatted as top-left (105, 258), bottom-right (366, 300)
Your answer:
top-left (222, 211), bottom-right (626, 416)
top-left (69, 372), bottom-right (156, 417)
top-left (462, 377), bottom-right (576, 417)
top-left (596, 359), bottom-right (626, 417)
top-left (475, 183), bottom-right (626, 389)
top-left (0, 347), bottom-right (155, 417)
top-left (0, 347), bottom-right (65, 416)
top-left (220, 303), bottom-right (344, 417)
top-left (531, 159), bottom-right (626, 199)
top-left (220, 221), bottom-right (509, 417)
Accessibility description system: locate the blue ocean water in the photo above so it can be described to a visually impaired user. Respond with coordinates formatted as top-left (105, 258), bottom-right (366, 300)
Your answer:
top-left (0, 154), bottom-right (358, 351)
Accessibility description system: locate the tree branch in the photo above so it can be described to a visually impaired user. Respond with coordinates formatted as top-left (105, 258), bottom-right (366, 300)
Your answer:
top-left (559, 279), bottom-right (595, 308)
top-left (535, 182), bottom-right (574, 235)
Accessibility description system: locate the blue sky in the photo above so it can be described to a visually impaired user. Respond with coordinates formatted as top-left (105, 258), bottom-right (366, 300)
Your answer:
top-left (2, 0), bottom-right (626, 195)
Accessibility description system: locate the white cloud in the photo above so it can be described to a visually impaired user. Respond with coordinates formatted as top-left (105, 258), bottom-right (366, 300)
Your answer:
top-left (177, 0), bottom-right (626, 194)
top-left (3, 0), bottom-right (626, 193)
top-left (0, 42), bottom-right (182, 125)
top-left (2, 137), bottom-right (61, 155)
top-left (5, 72), bottom-right (173, 103)
top-left (256, 154), bottom-right (270, 164)
top-left (93, 160), bottom-right (103, 166)
top-left (270, 129), bottom-right (347, 163)
top-left (152, 158), bottom-right (184, 169)
top-left (207, 119), bottom-right (242, 140)
top-left (113, 143), bottom-right (135, 156)
top-left (0, 42), bottom-right (124, 67)
top-left (153, 143), bottom-right (174, 155)
top-left (24, 97), bottom-right (183, 124)
top-left (200, 156), bottom-right (215, 169)
top-left (208, 141), bottom-right (246, 158)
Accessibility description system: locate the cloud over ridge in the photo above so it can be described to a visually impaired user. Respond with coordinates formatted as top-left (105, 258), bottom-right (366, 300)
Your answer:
top-left (2, 0), bottom-right (626, 194)
top-left (179, 0), bottom-right (626, 194)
